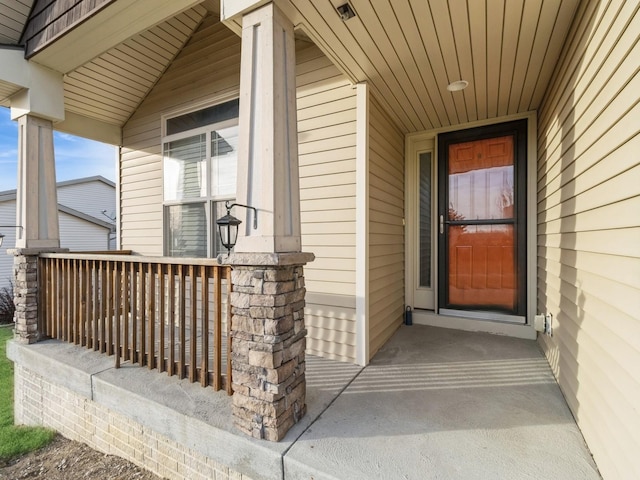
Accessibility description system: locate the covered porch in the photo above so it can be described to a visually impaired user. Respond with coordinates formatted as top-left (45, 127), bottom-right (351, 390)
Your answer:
top-left (8, 324), bottom-right (599, 479)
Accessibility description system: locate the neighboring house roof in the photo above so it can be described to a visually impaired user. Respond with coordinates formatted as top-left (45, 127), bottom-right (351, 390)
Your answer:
top-left (58, 204), bottom-right (114, 231)
top-left (0, 176), bottom-right (116, 230)
top-left (0, 175), bottom-right (115, 197)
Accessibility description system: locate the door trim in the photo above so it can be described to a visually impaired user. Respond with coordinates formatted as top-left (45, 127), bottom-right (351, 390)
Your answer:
top-left (404, 111), bottom-right (538, 334)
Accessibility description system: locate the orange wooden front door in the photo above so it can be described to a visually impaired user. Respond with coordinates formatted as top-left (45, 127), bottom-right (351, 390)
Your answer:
top-left (445, 135), bottom-right (518, 311)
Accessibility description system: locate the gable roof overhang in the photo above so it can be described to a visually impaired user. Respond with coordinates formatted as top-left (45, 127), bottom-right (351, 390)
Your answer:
top-left (0, 0), bottom-right (219, 145)
top-left (1, 0), bottom-right (581, 143)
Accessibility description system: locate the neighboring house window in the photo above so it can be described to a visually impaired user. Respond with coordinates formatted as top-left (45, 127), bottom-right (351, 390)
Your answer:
top-left (163, 99), bottom-right (239, 257)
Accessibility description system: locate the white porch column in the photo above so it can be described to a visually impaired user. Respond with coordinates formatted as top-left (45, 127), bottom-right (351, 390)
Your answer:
top-left (234, 2), bottom-right (301, 253)
top-left (15, 114), bottom-right (60, 249)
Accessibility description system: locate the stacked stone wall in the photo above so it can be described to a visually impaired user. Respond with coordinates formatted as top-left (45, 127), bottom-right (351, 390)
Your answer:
top-left (230, 263), bottom-right (307, 441)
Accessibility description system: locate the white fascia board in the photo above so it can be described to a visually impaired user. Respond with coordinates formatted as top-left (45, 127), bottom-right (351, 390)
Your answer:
top-left (55, 111), bottom-right (121, 146)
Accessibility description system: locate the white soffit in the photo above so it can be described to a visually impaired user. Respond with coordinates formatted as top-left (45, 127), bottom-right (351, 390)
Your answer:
top-left (0, 0), bottom-right (32, 45)
top-left (61, 5), bottom-right (208, 130)
top-left (279, 0), bottom-right (580, 133)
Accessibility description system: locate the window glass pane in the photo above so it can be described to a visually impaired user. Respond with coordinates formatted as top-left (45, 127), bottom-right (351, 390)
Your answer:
top-left (211, 125), bottom-right (239, 197)
top-left (164, 134), bottom-right (206, 200)
top-left (166, 203), bottom-right (207, 257)
top-left (419, 152), bottom-right (432, 288)
top-left (167, 99), bottom-right (240, 135)
top-left (448, 136), bottom-right (514, 221)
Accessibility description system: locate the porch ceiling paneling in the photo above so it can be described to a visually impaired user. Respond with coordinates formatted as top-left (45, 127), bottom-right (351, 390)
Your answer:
top-left (0, 0), bottom-right (32, 44)
top-left (62, 5), bottom-right (207, 128)
top-left (274, 0), bottom-right (580, 133)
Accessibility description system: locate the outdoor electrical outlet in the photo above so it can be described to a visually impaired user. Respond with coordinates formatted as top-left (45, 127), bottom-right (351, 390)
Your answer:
top-left (545, 313), bottom-right (553, 336)
top-left (534, 314), bottom-right (546, 332)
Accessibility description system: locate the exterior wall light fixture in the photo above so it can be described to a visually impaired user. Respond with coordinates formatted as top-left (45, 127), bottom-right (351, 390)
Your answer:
top-left (216, 201), bottom-right (257, 253)
top-left (336, 3), bottom-right (356, 21)
top-left (0, 225), bottom-right (23, 248)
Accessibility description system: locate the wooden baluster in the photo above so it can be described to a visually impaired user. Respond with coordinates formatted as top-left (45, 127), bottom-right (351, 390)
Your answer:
top-left (226, 266), bottom-right (233, 395)
top-left (179, 264), bottom-right (186, 380)
top-left (147, 263), bottom-right (155, 370)
top-left (139, 262), bottom-right (146, 366)
top-left (189, 265), bottom-right (197, 383)
top-left (114, 261), bottom-right (121, 367)
top-left (201, 266), bottom-right (209, 387)
top-left (73, 259), bottom-right (79, 344)
top-left (168, 263), bottom-right (175, 377)
top-left (123, 261), bottom-right (130, 362)
top-left (159, 264), bottom-right (165, 373)
top-left (130, 262), bottom-right (137, 363)
top-left (106, 261), bottom-right (113, 355)
top-left (214, 267), bottom-right (222, 391)
top-left (91, 260), bottom-right (98, 351)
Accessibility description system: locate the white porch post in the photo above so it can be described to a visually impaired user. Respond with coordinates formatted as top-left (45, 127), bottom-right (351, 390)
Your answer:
top-left (5, 60), bottom-right (65, 343)
top-left (233, 1), bottom-right (301, 253)
top-left (220, 0), bottom-right (313, 441)
top-left (15, 114), bottom-right (60, 249)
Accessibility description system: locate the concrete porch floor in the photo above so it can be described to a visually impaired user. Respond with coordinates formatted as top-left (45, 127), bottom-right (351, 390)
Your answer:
top-left (288, 325), bottom-right (600, 480)
top-left (8, 325), bottom-right (601, 480)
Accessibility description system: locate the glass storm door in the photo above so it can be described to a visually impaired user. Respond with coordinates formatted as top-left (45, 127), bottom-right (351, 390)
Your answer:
top-left (438, 120), bottom-right (527, 319)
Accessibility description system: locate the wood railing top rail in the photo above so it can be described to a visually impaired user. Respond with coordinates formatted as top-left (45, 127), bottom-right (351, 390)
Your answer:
top-left (39, 252), bottom-right (226, 266)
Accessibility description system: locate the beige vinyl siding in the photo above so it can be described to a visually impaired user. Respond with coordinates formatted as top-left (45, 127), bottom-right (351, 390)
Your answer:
top-left (121, 17), bottom-right (358, 363)
top-left (120, 16), bottom-right (241, 256)
top-left (536, 1), bottom-right (640, 479)
top-left (297, 42), bottom-right (358, 363)
top-left (367, 94), bottom-right (404, 358)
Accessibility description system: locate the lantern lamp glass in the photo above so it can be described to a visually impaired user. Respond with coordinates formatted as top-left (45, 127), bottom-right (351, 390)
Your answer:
top-left (216, 212), bottom-right (242, 252)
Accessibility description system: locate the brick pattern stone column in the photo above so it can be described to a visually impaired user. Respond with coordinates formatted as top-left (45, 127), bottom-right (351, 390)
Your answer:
top-left (10, 250), bottom-right (40, 344)
top-left (224, 252), bottom-right (314, 441)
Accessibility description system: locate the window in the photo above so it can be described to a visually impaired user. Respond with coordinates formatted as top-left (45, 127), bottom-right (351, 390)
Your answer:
top-left (163, 99), bottom-right (239, 257)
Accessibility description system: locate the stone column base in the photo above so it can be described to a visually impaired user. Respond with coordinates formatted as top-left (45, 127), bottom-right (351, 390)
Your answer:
top-left (222, 252), bottom-right (314, 442)
top-left (8, 248), bottom-right (68, 344)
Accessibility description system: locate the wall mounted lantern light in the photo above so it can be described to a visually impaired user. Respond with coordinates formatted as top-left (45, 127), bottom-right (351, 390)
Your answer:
top-left (0, 225), bottom-right (24, 248)
top-left (216, 201), bottom-right (257, 253)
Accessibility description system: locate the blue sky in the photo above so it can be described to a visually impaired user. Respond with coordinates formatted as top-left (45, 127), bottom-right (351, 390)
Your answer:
top-left (0, 107), bottom-right (116, 192)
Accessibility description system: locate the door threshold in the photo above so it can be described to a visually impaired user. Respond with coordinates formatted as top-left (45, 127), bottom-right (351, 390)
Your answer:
top-left (411, 309), bottom-right (536, 340)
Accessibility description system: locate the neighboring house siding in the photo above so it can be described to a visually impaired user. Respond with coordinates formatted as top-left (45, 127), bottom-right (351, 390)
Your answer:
top-left (536, 1), bottom-right (640, 479)
top-left (121, 17), bottom-right (359, 363)
top-left (367, 94), bottom-right (404, 358)
top-left (57, 179), bottom-right (117, 222)
top-left (0, 200), bottom-right (17, 287)
top-left (59, 211), bottom-right (110, 251)
top-left (297, 42), bottom-right (358, 362)
top-left (0, 200), bottom-right (111, 289)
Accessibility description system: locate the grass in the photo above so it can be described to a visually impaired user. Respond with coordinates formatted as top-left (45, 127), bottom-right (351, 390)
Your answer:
top-left (0, 327), bottom-right (56, 461)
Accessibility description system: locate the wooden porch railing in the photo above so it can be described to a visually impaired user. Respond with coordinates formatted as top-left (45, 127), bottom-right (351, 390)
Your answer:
top-left (38, 253), bottom-right (233, 394)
